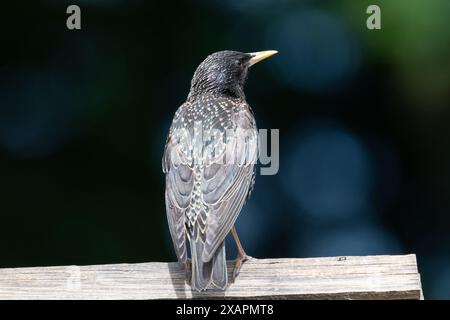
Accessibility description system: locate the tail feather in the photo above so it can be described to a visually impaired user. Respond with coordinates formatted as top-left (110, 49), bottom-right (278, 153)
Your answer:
top-left (210, 243), bottom-right (227, 289)
top-left (189, 240), bottom-right (227, 291)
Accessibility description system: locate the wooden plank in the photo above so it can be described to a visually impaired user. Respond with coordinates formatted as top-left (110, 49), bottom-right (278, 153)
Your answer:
top-left (0, 254), bottom-right (422, 300)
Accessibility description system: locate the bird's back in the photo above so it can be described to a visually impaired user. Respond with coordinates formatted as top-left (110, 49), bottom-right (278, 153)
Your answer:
top-left (163, 94), bottom-right (258, 290)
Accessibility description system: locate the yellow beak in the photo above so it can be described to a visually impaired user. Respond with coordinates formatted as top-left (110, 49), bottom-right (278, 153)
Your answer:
top-left (248, 50), bottom-right (278, 67)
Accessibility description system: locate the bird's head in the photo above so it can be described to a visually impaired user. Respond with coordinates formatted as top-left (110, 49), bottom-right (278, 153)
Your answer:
top-left (188, 50), bottom-right (278, 100)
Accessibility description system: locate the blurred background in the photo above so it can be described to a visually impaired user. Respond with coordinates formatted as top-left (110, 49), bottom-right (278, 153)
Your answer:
top-left (1, 0), bottom-right (449, 299)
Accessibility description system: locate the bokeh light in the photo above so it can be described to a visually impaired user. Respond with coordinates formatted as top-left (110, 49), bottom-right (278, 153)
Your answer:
top-left (266, 9), bottom-right (361, 93)
top-left (281, 121), bottom-right (374, 222)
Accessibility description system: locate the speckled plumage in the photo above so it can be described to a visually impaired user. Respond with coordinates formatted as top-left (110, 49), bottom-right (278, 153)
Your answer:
top-left (163, 50), bottom-right (271, 291)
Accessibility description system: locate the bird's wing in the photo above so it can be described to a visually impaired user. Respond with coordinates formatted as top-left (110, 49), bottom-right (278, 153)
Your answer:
top-left (200, 102), bottom-right (258, 262)
top-left (162, 103), bottom-right (193, 263)
top-left (163, 99), bottom-right (258, 263)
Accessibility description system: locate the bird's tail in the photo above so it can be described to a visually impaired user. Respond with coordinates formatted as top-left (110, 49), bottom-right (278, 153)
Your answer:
top-left (189, 239), bottom-right (227, 291)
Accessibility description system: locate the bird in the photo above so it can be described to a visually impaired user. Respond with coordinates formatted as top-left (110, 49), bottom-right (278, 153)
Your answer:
top-left (162, 50), bottom-right (277, 291)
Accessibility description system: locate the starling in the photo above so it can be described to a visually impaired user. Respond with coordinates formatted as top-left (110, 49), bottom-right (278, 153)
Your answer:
top-left (163, 50), bottom-right (277, 291)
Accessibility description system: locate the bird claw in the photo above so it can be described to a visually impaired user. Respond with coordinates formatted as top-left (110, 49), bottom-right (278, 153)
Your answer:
top-left (232, 254), bottom-right (251, 282)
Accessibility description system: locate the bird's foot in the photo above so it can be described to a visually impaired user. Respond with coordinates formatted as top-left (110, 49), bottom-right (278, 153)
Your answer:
top-left (232, 253), bottom-right (252, 282)
top-left (184, 259), bottom-right (192, 285)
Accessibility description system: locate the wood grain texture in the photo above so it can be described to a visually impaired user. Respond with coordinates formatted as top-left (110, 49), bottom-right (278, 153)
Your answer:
top-left (0, 254), bottom-right (422, 300)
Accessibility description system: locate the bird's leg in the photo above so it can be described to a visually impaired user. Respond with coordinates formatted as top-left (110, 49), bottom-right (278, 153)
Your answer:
top-left (184, 258), bottom-right (192, 285)
top-left (231, 227), bottom-right (251, 281)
